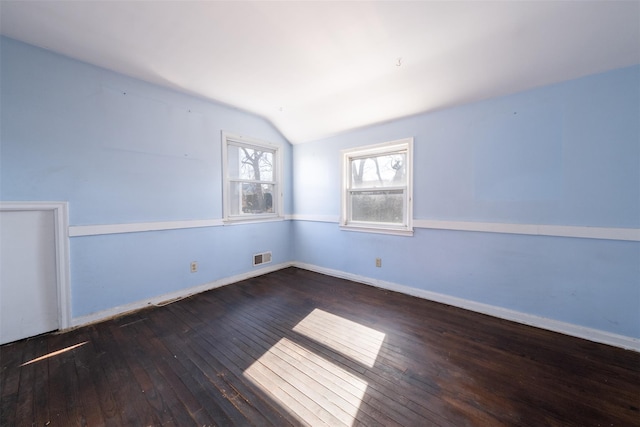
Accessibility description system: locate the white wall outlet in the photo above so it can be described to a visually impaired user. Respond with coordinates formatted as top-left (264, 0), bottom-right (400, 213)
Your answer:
top-left (190, 261), bottom-right (198, 273)
top-left (376, 258), bottom-right (382, 268)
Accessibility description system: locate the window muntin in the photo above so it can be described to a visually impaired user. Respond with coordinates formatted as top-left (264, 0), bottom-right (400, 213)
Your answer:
top-left (223, 133), bottom-right (281, 222)
top-left (341, 139), bottom-right (413, 235)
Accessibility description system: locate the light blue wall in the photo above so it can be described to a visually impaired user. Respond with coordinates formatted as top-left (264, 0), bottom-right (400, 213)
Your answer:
top-left (294, 66), bottom-right (640, 227)
top-left (1, 37), bottom-right (294, 317)
top-left (2, 36), bottom-right (639, 339)
top-left (293, 65), bottom-right (640, 339)
top-left (71, 222), bottom-right (291, 316)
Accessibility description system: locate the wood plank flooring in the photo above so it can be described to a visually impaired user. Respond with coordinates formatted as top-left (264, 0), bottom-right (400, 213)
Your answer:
top-left (1, 267), bottom-right (639, 426)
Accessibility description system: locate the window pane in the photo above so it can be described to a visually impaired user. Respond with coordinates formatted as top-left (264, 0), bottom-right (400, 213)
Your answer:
top-left (229, 182), bottom-right (275, 215)
top-left (228, 145), bottom-right (274, 181)
top-left (350, 153), bottom-right (406, 189)
top-left (351, 190), bottom-right (404, 223)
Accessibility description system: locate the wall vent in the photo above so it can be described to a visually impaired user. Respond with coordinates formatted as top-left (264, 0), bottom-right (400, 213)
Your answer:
top-left (253, 251), bottom-right (272, 266)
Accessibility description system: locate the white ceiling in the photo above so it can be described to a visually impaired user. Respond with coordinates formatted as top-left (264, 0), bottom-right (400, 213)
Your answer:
top-left (1, 1), bottom-right (639, 144)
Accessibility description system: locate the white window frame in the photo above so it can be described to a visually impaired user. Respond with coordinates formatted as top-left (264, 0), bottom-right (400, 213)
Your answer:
top-left (222, 132), bottom-right (283, 223)
top-left (340, 138), bottom-right (413, 236)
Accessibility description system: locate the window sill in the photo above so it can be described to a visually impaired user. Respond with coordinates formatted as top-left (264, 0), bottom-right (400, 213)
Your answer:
top-left (339, 224), bottom-right (414, 237)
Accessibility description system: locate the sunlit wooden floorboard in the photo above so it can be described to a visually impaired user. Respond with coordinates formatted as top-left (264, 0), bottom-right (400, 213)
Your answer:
top-left (293, 309), bottom-right (385, 368)
top-left (245, 338), bottom-right (365, 426)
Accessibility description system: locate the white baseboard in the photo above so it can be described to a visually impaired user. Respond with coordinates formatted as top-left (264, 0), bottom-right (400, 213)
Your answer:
top-left (69, 261), bottom-right (294, 328)
top-left (292, 262), bottom-right (640, 352)
top-left (68, 260), bottom-right (639, 352)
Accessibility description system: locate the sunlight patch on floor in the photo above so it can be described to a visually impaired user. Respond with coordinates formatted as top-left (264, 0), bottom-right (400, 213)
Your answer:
top-left (293, 308), bottom-right (386, 368)
top-left (244, 337), bottom-right (368, 426)
top-left (243, 310), bottom-right (386, 426)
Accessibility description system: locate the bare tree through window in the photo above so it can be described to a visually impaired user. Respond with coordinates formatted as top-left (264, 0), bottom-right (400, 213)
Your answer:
top-left (350, 154), bottom-right (406, 223)
top-left (341, 139), bottom-right (413, 235)
top-left (239, 147), bottom-right (274, 213)
top-left (223, 133), bottom-right (280, 220)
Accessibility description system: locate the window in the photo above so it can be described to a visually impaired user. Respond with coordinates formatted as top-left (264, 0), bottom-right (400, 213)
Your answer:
top-left (222, 132), bottom-right (282, 222)
top-left (341, 138), bottom-right (413, 236)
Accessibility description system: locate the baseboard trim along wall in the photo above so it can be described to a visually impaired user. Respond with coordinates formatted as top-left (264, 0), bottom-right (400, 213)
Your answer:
top-left (69, 261), bottom-right (294, 328)
top-left (292, 262), bottom-right (640, 352)
top-left (67, 261), bottom-right (638, 351)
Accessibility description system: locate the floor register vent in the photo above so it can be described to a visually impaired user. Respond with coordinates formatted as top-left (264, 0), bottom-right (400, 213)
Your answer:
top-left (253, 251), bottom-right (272, 266)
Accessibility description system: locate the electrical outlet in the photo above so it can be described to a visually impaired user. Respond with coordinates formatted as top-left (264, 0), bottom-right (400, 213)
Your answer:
top-left (190, 261), bottom-right (198, 273)
top-left (376, 258), bottom-right (382, 268)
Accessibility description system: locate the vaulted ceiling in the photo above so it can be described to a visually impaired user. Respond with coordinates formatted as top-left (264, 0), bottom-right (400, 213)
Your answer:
top-left (1, 1), bottom-right (639, 144)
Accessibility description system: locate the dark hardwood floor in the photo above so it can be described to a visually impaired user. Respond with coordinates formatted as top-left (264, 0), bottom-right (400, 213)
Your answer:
top-left (1, 267), bottom-right (639, 426)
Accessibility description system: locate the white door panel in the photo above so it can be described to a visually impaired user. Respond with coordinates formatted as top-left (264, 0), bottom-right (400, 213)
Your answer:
top-left (0, 209), bottom-right (59, 344)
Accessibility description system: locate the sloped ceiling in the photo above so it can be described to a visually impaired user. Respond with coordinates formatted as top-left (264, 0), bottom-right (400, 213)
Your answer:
top-left (1, 1), bottom-right (639, 144)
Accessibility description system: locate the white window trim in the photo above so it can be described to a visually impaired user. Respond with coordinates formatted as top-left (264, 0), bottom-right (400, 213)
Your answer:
top-left (340, 137), bottom-right (414, 236)
top-left (222, 132), bottom-right (283, 223)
